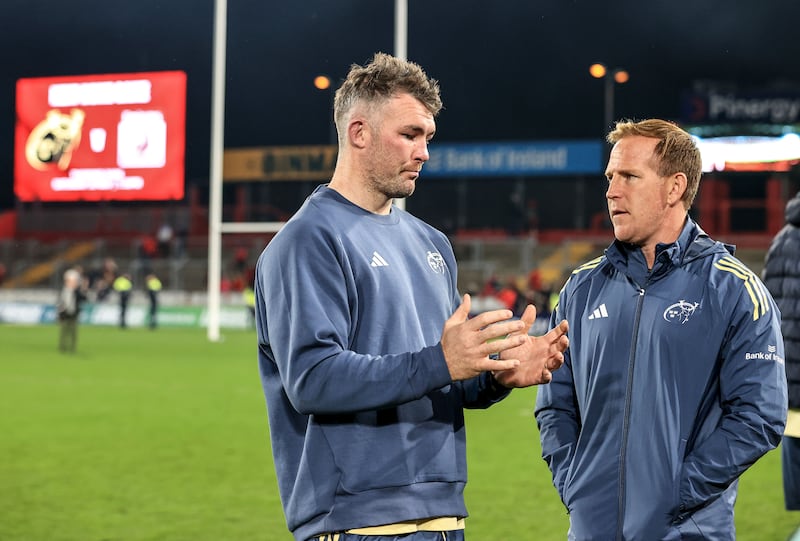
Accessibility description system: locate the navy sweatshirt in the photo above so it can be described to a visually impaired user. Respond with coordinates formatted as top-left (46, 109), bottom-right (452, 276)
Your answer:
top-left (255, 185), bottom-right (509, 540)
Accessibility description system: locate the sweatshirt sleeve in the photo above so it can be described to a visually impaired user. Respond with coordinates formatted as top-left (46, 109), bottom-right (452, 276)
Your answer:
top-left (255, 220), bottom-right (454, 416)
top-left (677, 275), bottom-right (788, 517)
top-left (457, 371), bottom-right (512, 409)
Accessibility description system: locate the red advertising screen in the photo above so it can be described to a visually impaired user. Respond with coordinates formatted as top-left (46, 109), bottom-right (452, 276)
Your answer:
top-left (14, 70), bottom-right (186, 202)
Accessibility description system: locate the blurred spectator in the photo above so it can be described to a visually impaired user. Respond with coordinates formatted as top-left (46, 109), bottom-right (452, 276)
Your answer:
top-left (242, 267), bottom-right (256, 328)
top-left (102, 258), bottom-right (117, 293)
top-left (174, 224), bottom-right (188, 259)
top-left (90, 257), bottom-right (117, 302)
top-left (113, 273), bottom-right (133, 328)
top-left (527, 268), bottom-right (543, 292)
top-left (548, 289), bottom-right (560, 314)
top-left (243, 284), bottom-right (256, 329)
top-left (157, 222), bottom-right (174, 258)
top-left (525, 287), bottom-right (550, 321)
top-left (232, 276), bottom-right (245, 291)
top-left (139, 236), bottom-right (158, 264)
top-left (145, 273), bottom-right (162, 330)
top-left (473, 273), bottom-right (553, 319)
top-left (56, 267), bottom-right (87, 353)
top-left (762, 190), bottom-right (800, 535)
top-left (480, 275), bottom-right (501, 297)
top-left (234, 246), bottom-right (248, 274)
top-left (495, 281), bottom-right (518, 312)
top-left (0, 262), bottom-right (6, 286)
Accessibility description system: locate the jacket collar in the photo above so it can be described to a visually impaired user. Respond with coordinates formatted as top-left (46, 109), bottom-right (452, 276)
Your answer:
top-left (605, 217), bottom-right (726, 285)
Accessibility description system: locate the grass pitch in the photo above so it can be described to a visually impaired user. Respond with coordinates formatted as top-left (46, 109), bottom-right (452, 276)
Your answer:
top-left (0, 324), bottom-right (797, 540)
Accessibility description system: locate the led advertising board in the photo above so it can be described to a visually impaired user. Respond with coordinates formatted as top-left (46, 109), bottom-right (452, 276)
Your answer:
top-left (693, 134), bottom-right (800, 172)
top-left (14, 70), bottom-right (186, 202)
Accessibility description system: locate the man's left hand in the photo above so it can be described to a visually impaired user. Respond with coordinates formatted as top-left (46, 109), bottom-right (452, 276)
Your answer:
top-left (492, 304), bottom-right (569, 387)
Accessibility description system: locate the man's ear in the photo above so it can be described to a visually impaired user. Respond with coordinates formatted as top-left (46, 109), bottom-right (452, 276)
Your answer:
top-left (667, 172), bottom-right (688, 206)
top-left (348, 119), bottom-right (368, 149)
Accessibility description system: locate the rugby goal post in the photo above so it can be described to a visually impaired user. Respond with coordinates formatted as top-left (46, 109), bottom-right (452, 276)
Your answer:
top-left (206, 0), bottom-right (407, 340)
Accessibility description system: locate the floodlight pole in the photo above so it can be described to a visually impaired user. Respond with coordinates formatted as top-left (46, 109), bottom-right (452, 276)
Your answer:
top-left (207, 0), bottom-right (227, 342)
top-left (394, 0), bottom-right (408, 211)
top-left (604, 74), bottom-right (614, 135)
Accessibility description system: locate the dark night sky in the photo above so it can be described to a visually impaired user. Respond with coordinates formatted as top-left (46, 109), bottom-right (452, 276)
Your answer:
top-left (2, 0), bottom-right (800, 209)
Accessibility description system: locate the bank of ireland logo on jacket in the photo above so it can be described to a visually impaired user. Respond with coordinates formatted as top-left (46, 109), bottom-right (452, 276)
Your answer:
top-left (427, 251), bottom-right (445, 274)
top-left (663, 300), bottom-right (700, 324)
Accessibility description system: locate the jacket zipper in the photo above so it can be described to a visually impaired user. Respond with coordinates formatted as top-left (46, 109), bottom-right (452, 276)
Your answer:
top-left (617, 285), bottom-right (646, 541)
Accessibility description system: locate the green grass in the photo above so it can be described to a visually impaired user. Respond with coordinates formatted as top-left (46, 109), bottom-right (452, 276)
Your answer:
top-left (0, 324), bottom-right (797, 540)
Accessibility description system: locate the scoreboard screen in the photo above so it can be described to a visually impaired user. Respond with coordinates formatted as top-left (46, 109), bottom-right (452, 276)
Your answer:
top-left (14, 70), bottom-right (186, 202)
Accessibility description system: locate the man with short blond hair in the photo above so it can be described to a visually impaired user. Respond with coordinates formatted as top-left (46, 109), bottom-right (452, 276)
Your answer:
top-left (536, 118), bottom-right (787, 539)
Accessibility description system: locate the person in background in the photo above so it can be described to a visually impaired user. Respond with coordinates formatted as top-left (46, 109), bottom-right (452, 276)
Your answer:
top-left (156, 222), bottom-right (173, 258)
top-left (242, 267), bottom-right (256, 330)
top-left (535, 118), bottom-right (787, 540)
top-left (234, 246), bottom-right (248, 275)
top-left (139, 235), bottom-right (158, 264)
top-left (113, 273), bottom-right (133, 329)
top-left (242, 285), bottom-right (256, 329)
top-left (145, 273), bottom-right (162, 330)
top-left (255, 52), bottom-right (569, 541)
top-left (762, 190), bottom-right (800, 540)
top-left (56, 267), bottom-right (87, 353)
top-left (494, 275), bottom-right (521, 315)
top-left (87, 257), bottom-right (117, 302)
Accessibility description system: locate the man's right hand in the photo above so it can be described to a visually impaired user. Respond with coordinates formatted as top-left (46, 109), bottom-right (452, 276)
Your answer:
top-left (441, 293), bottom-right (526, 381)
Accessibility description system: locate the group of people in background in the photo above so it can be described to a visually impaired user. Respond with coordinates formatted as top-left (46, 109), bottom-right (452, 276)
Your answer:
top-left (471, 268), bottom-right (560, 323)
top-left (55, 260), bottom-right (162, 353)
top-left (52, 234), bottom-right (257, 353)
top-left (137, 220), bottom-right (188, 263)
top-left (254, 52), bottom-right (796, 541)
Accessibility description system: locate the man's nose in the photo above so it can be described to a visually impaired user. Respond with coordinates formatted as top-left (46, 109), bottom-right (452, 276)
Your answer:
top-left (606, 176), bottom-right (619, 199)
top-left (416, 141), bottom-right (430, 162)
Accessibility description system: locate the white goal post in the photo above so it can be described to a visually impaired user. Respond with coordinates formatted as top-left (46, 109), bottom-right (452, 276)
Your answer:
top-left (206, 0), bottom-right (407, 341)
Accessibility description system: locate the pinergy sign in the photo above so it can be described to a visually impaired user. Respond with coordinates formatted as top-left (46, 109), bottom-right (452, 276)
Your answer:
top-left (684, 90), bottom-right (800, 124)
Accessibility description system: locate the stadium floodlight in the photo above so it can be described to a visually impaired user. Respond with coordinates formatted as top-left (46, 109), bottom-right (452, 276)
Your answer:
top-left (589, 63), bottom-right (629, 134)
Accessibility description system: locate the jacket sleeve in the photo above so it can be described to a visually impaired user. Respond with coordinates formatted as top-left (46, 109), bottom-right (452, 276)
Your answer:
top-left (535, 293), bottom-right (580, 505)
top-left (678, 278), bottom-right (788, 516)
top-left (255, 223), bottom-right (453, 416)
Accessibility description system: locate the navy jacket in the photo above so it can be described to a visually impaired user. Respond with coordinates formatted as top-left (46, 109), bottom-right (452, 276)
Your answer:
top-left (536, 218), bottom-right (787, 540)
top-left (763, 192), bottom-right (800, 409)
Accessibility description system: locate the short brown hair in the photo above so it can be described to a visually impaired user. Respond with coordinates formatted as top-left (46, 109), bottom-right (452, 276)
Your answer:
top-left (333, 52), bottom-right (442, 134)
top-left (607, 119), bottom-right (702, 209)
